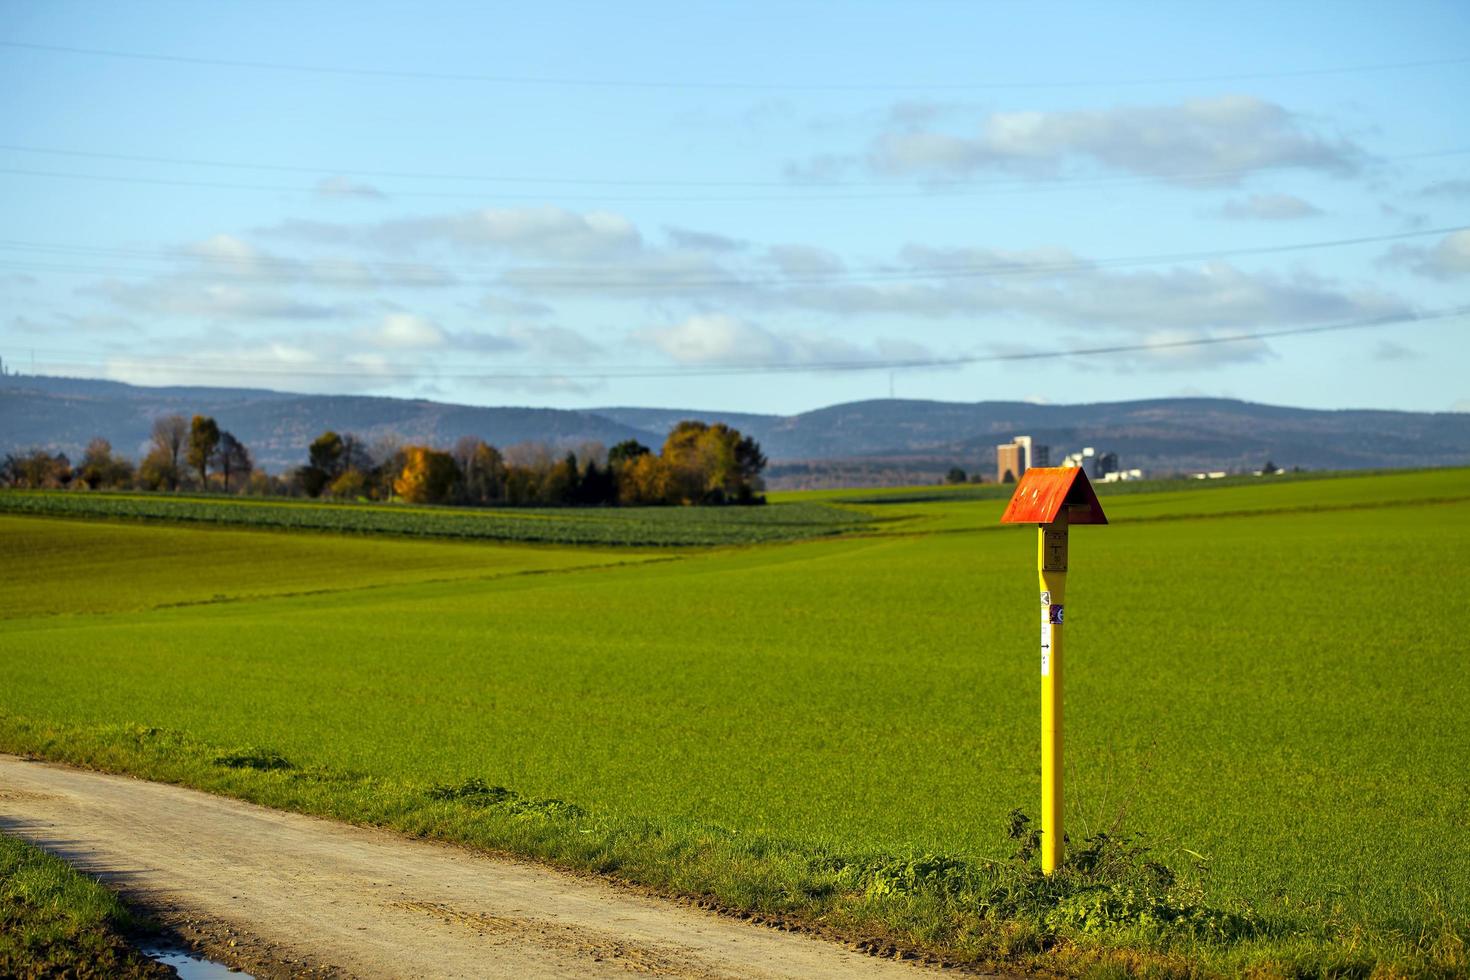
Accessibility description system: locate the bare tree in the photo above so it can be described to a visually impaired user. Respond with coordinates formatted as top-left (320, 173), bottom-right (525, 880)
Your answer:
top-left (573, 440), bottom-right (607, 468)
top-left (453, 436), bottom-right (507, 504)
top-left (150, 415), bottom-right (188, 490)
top-left (452, 435), bottom-right (481, 477)
top-left (504, 441), bottom-right (552, 470)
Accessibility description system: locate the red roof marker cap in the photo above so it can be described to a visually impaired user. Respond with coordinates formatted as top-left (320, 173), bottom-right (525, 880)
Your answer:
top-left (999, 466), bottom-right (1108, 525)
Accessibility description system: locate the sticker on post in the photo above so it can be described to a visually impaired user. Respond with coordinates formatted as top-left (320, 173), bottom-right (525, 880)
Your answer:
top-left (1040, 590), bottom-right (1051, 605)
top-left (1040, 611), bottom-right (1052, 676)
top-left (1049, 604), bottom-right (1064, 625)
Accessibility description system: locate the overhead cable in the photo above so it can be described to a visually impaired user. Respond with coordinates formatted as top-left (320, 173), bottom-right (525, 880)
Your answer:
top-left (4, 39), bottom-right (1467, 91)
top-left (0, 225), bottom-right (1461, 289)
top-left (14, 306), bottom-right (1467, 381)
top-left (2, 142), bottom-right (1468, 192)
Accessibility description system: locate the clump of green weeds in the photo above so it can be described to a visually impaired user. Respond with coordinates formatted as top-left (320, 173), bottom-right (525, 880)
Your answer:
top-left (212, 747), bottom-right (295, 771)
top-left (427, 777), bottom-right (584, 819)
top-left (837, 809), bottom-right (1260, 948)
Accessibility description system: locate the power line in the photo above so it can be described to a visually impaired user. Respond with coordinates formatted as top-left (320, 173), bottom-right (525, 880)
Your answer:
top-left (3, 142), bottom-right (1467, 192)
top-left (0, 225), bottom-right (1460, 289)
top-left (0, 161), bottom-right (1427, 204)
top-left (15, 306), bottom-right (1467, 380)
top-left (4, 39), bottom-right (1468, 91)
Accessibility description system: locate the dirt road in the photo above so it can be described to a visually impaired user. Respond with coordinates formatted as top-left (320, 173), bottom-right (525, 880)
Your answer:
top-left (0, 755), bottom-right (949, 978)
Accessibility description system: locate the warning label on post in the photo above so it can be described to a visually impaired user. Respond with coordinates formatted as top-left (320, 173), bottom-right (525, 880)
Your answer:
top-left (1042, 528), bottom-right (1068, 571)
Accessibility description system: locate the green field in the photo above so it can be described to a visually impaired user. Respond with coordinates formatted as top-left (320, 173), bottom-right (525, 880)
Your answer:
top-left (2, 469), bottom-right (1468, 976)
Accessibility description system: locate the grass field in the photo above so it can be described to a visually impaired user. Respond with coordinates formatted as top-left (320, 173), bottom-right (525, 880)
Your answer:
top-left (2, 469), bottom-right (1468, 976)
top-left (0, 833), bottom-right (167, 978)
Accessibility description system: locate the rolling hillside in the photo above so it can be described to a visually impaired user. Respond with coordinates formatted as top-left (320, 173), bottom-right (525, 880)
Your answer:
top-left (3, 374), bottom-right (1467, 484)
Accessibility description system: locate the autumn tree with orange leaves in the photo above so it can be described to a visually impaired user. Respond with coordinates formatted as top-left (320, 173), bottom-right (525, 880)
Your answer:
top-left (393, 446), bottom-right (461, 504)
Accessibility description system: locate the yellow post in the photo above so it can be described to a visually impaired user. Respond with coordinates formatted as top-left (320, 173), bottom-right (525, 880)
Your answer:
top-left (1038, 511), bottom-right (1068, 874)
top-left (1003, 465), bottom-right (1105, 873)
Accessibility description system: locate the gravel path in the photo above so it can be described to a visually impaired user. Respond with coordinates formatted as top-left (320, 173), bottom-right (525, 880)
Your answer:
top-left (0, 755), bottom-right (949, 978)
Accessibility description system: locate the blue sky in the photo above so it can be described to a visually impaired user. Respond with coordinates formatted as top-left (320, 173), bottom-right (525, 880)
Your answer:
top-left (2, 0), bottom-right (1468, 414)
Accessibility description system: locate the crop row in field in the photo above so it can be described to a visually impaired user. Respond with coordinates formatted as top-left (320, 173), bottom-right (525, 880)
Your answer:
top-left (0, 489), bottom-right (869, 546)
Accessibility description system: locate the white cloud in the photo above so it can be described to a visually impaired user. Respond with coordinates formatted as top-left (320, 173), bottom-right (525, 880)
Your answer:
top-left (360, 313), bottom-right (447, 350)
top-left (476, 293), bottom-right (555, 318)
top-left (899, 243), bottom-right (1090, 274)
top-left (634, 313), bottom-right (932, 368)
top-left (314, 175), bottom-right (386, 200)
top-left (783, 152), bottom-right (856, 183)
top-left (1013, 263), bottom-right (1398, 331)
top-left (55, 206), bottom-right (1417, 384)
top-left (1380, 230), bottom-right (1470, 280)
top-left (1110, 328), bottom-right (1273, 371)
top-left (1420, 179), bottom-right (1470, 199)
top-left (89, 325), bottom-right (595, 397)
top-left (99, 343), bottom-right (343, 392)
top-left (499, 248), bottom-right (729, 295)
top-left (1372, 340), bottom-right (1417, 361)
top-left (665, 226), bottom-right (748, 253)
top-left (1218, 194), bottom-right (1322, 220)
top-left (501, 323), bottom-right (602, 361)
top-left (83, 278), bottom-right (341, 320)
top-left (74, 233), bottom-right (459, 324)
top-left (637, 314), bottom-right (787, 365)
top-left (263, 206), bottom-right (643, 260)
top-left (9, 312), bottom-right (140, 336)
top-left (467, 374), bottom-right (602, 397)
top-left (186, 233), bottom-right (274, 265)
top-left (180, 235), bottom-right (450, 288)
top-left (768, 256), bottom-right (1407, 337)
top-left (354, 311), bottom-right (598, 360)
top-left (766, 245), bottom-right (846, 277)
top-left (444, 328), bottom-right (521, 353)
top-left (861, 96), bottom-right (1361, 184)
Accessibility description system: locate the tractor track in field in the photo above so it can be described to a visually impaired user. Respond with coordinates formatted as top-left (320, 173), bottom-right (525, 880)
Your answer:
top-left (0, 755), bottom-right (970, 979)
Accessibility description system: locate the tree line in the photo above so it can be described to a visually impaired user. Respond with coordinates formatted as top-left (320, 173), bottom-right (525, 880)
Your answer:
top-left (295, 419), bottom-right (766, 506)
top-left (3, 415), bottom-right (254, 493)
top-left (2, 416), bottom-right (767, 507)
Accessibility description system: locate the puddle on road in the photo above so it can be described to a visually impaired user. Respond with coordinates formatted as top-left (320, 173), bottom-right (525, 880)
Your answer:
top-left (141, 946), bottom-right (251, 978)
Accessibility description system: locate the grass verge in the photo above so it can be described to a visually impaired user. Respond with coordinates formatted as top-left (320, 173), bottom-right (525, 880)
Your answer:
top-left (6, 718), bottom-right (1465, 979)
top-left (0, 832), bottom-right (167, 979)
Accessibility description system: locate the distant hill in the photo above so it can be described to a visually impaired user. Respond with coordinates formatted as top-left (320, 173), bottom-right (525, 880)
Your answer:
top-left (0, 375), bottom-right (651, 474)
top-left (3, 374), bottom-right (1467, 486)
top-left (596, 398), bottom-right (1470, 482)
